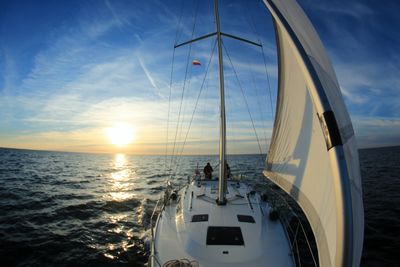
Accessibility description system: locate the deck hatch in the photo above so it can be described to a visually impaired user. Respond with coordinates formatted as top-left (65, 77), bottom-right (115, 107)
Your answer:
top-left (191, 214), bottom-right (209, 222)
top-left (237, 215), bottom-right (255, 223)
top-left (206, 226), bottom-right (244, 245)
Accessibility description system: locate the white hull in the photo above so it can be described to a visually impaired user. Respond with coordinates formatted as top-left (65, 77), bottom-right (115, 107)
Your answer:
top-left (150, 178), bottom-right (294, 267)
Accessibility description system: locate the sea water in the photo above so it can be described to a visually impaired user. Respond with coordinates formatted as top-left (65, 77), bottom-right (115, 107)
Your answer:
top-left (0, 147), bottom-right (399, 266)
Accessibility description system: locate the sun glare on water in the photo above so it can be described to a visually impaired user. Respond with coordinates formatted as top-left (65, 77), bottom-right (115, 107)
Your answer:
top-left (107, 123), bottom-right (135, 147)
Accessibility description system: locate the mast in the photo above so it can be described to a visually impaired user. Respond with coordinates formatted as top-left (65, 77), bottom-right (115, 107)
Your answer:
top-left (173, 0), bottom-right (261, 206)
top-left (214, 0), bottom-right (227, 205)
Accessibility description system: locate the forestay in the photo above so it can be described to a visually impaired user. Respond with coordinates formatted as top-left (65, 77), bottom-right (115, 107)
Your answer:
top-left (262, 0), bottom-right (364, 266)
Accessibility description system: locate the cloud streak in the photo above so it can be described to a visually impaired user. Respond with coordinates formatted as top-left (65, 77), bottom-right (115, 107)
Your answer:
top-left (137, 55), bottom-right (160, 93)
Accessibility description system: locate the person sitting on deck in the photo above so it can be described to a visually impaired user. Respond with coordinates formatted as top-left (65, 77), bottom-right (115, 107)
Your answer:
top-left (226, 163), bottom-right (231, 179)
top-left (203, 162), bottom-right (213, 179)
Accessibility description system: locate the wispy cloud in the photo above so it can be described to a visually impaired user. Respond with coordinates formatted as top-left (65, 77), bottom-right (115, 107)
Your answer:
top-left (335, 61), bottom-right (400, 118)
top-left (1, 0), bottom-right (399, 153)
top-left (340, 86), bottom-right (368, 105)
top-left (103, 0), bottom-right (125, 29)
top-left (137, 55), bottom-right (160, 93)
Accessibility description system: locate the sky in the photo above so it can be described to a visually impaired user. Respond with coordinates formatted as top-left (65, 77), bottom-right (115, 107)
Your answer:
top-left (0, 0), bottom-right (399, 155)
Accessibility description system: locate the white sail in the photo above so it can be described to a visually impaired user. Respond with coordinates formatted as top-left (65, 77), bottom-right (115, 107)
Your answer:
top-left (262, 0), bottom-right (364, 266)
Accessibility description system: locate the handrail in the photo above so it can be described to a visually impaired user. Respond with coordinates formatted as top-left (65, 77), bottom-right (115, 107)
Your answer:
top-left (298, 218), bottom-right (318, 266)
top-left (264, 185), bottom-right (319, 267)
top-left (149, 198), bottom-right (165, 267)
top-left (149, 178), bottom-right (190, 267)
top-left (148, 254), bottom-right (162, 267)
top-left (150, 199), bottom-right (161, 241)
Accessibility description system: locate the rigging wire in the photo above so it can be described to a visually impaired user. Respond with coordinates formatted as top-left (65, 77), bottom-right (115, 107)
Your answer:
top-left (198, 78), bottom-right (209, 156)
top-left (261, 45), bottom-right (275, 121)
top-left (169, 0), bottom-right (200, 176)
top-left (245, 0), bottom-right (276, 129)
top-left (241, 1), bottom-right (270, 147)
top-left (247, 56), bottom-right (269, 149)
top-left (195, 0), bottom-right (214, 158)
top-left (172, 39), bottom-right (218, 177)
top-left (164, 48), bottom-right (175, 173)
top-left (249, 1), bottom-right (276, 159)
top-left (260, 43), bottom-right (275, 157)
top-left (225, 64), bottom-right (236, 157)
top-left (176, 39), bottom-right (198, 160)
top-left (168, 0), bottom-right (274, 176)
top-left (222, 40), bottom-right (264, 157)
top-left (175, 0), bottom-right (188, 47)
top-left (164, 0), bottom-right (185, 174)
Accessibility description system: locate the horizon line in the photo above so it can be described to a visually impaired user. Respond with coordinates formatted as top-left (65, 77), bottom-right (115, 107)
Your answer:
top-left (1, 144), bottom-right (399, 156)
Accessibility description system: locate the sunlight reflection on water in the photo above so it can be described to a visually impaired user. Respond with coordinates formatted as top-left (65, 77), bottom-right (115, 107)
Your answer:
top-left (0, 148), bottom-right (280, 266)
top-left (102, 154), bottom-right (141, 260)
top-left (108, 153), bottom-right (137, 201)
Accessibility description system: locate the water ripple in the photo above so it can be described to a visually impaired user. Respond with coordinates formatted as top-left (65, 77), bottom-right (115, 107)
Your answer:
top-left (0, 147), bottom-right (399, 266)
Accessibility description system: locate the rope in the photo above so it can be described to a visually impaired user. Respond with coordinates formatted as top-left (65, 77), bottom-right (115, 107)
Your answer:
top-left (163, 258), bottom-right (199, 267)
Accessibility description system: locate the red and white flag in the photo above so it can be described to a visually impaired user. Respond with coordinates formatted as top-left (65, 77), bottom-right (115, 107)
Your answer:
top-left (192, 59), bottom-right (201, 66)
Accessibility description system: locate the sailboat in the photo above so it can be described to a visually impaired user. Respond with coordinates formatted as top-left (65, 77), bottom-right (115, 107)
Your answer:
top-left (149, 0), bottom-right (364, 266)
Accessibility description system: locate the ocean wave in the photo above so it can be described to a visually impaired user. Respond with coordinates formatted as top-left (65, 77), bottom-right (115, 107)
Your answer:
top-left (0, 147), bottom-right (399, 266)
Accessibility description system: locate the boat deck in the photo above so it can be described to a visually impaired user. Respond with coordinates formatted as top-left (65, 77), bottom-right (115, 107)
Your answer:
top-left (152, 179), bottom-right (294, 267)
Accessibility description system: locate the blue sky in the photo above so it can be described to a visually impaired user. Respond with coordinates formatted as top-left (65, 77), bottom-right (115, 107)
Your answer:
top-left (0, 0), bottom-right (399, 154)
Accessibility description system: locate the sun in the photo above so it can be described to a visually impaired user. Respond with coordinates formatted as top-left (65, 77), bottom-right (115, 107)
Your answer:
top-left (107, 123), bottom-right (135, 147)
